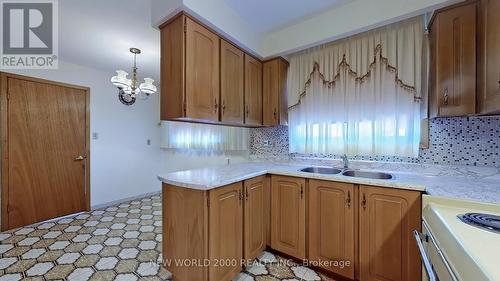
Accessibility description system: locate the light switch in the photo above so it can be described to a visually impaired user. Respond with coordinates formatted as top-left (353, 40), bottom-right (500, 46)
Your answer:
top-left (147, 139), bottom-right (151, 146)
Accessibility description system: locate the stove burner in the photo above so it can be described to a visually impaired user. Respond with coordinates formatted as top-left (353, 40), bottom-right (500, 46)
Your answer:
top-left (458, 213), bottom-right (500, 234)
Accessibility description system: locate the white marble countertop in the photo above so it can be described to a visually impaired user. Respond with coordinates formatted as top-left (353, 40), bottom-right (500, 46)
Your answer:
top-left (158, 159), bottom-right (500, 204)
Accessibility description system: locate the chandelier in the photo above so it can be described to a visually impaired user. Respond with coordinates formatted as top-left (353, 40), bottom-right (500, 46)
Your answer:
top-left (110, 48), bottom-right (157, 105)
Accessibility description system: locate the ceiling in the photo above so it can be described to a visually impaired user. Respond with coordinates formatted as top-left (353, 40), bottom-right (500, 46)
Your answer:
top-left (58, 0), bottom-right (160, 81)
top-left (224, 0), bottom-right (351, 33)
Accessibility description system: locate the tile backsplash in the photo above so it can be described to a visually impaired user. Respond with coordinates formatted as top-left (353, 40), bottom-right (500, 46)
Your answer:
top-left (250, 117), bottom-right (500, 167)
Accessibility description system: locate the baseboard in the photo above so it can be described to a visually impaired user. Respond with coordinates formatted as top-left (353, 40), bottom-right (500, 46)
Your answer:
top-left (91, 190), bottom-right (162, 210)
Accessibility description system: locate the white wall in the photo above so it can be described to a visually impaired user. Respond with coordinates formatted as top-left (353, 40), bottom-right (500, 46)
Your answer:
top-left (8, 61), bottom-right (162, 207)
top-left (259, 0), bottom-right (460, 57)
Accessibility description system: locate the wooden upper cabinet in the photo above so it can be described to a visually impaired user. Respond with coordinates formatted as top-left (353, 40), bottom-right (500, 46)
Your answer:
top-left (244, 55), bottom-right (263, 126)
top-left (209, 182), bottom-right (243, 281)
top-left (263, 58), bottom-right (288, 126)
top-left (186, 17), bottom-right (220, 121)
top-left (359, 185), bottom-right (421, 281)
top-left (160, 15), bottom-right (185, 120)
top-left (271, 176), bottom-right (305, 259)
top-left (430, 2), bottom-right (477, 117)
top-left (160, 14), bottom-right (220, 122)
top-left (220, 40), bottom-right (244, 124)
top-left (308, 180), bottom-right (355, 279)
top-left (243, 176), bottom-right (266, 261)
top-left (478, 0), bottom-right (500, 114)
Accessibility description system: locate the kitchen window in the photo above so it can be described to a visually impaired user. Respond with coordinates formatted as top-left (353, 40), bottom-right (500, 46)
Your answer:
top-left (287, 16), bottom-right (424, 157)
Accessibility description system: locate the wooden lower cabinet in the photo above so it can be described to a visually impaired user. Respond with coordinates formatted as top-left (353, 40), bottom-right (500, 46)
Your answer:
top-left (209, 182), bottom-right (243, 281)
top-left (308, 180), bottom-right (355, 279)
top-left (271, 176), bottom-right (306, 259)
top-left (359, 185), bottom-right (422, 281)
top-left (243, 176), bottom-right (267, 261)
top-left (163, 184), bottom-right (208, 281)
top-left (163, 177), bottom-right (422, 281)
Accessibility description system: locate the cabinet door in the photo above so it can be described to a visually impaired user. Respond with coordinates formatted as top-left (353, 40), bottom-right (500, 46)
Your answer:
top-left (478, 0), bottom-right (500, 114)
top-left (263, 60), bottom-right (280, 126)
top-left (221, 40), bottom-right (244, 124)
top-left (209, 182), bottom-right (243, 281)
top-left (433, 3), bottom-right (476, 117)
top-left (308, 180), bottom-right (355, 279)
top-left (271, 176), bottom-right (306, 259)
top-left (243, 176), bottom-right (266, 261)
top-left (185, 17), bottom-right (220, 121)
top-left (244, 54), bottom-right (263, 126)
top-left (359, 185), bottom-right (421, 281)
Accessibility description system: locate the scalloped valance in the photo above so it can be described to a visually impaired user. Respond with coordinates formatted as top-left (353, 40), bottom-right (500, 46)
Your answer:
top-left (287, 16), bottom-right (424, 108)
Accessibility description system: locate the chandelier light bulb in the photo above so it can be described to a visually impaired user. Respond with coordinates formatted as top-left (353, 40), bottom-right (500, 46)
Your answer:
top-left (110, 70), bottom-right (130, 89)
top-left (139, 78), bottom-right (157, 95)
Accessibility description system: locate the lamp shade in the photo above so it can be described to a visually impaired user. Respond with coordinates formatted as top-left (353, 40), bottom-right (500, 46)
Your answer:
top-left (139, 78), bottom-right (157, 95)
top-left (110, 70), bottom-right (130, 88)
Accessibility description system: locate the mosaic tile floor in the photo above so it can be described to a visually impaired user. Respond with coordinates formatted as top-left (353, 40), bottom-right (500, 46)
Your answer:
top-left (0, 193), bottom-right (336, 281)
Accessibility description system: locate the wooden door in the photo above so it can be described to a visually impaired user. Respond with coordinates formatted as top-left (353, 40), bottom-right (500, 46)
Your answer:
top-left (209, 182), bottom-right (243, 281)
top-left (271, 176), bottom-right (306, 259)
top-left (359, 185), bottom-right (421, 281)
top-left (433, 3), bottom-right (476, 117)
top-left (1, 73), bottom-right (89, 230)
top-left (220, 40), bottom-right (244, 124)
top-left (308, 180), bottom-right (355, 279)
top-left (244, 55), bottom-right (262, 126)
top-left (263, 60), bottom-right (280, 125)
top-left (478, 0), bottom-right (500, 114)
top-left (243, 176), bottom-right (266, 261)
top-left (185, 17), bottom-right (220, 121)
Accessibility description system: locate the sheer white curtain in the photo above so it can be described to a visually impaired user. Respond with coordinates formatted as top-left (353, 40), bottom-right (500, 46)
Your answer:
top-left (160, 121), bottom-right (249, 151)
top-left (288, 17), bottom-right (423, 157)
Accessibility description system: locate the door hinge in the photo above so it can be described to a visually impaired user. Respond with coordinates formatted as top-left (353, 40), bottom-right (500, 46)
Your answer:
top-left (6, 204), bottom-right (10, 213)
top-left (6, 91), bottom-right (10, 100)
top-left (184, 18), bottom-right (187, 33)
top-left (183, 101), bottom-right (187, 115)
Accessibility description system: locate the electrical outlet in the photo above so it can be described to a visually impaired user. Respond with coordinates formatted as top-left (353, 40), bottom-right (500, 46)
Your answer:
top-left (147, 139), bottom-right (151, 146)
top-left (92, 132), bottom-right (99, 140)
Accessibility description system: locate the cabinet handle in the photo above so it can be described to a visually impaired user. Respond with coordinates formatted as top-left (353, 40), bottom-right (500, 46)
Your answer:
top-left (273, 108), bottom-right (277, 120)
top-left (222, 100), bottom-right (226, 115)
top-left (214, 98), bottom-right (218, 113)
top-left (300, 184), bottom-right (304, 199)
top-left (245, 105), bottom-right (249, 117)
top-left (443, 88), bottom-right (449, 106)
top-left (245, 188), bottom-right (249, 201)
top-left (361, 193), bottom-right (367, 210)
top-left (346, 191), bottom-right (351, 208)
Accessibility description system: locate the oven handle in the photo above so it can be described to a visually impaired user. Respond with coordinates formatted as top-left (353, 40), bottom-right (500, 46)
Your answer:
top-left (413, 230), bottom-right (438, 281)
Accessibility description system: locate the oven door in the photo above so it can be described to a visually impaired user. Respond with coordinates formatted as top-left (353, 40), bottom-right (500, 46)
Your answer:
top-left (414, 221), bottom-right (459, 281)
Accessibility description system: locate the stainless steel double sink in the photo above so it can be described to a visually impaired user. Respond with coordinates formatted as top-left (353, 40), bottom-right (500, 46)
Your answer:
top-left (299, 166), bottom-right (393, 180)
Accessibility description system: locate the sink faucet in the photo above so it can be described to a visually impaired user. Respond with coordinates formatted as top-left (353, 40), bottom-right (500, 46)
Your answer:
top-left (341, 154), bottom-right (349, 169)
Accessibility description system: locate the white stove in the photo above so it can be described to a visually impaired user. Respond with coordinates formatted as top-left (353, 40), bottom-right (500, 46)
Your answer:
top-left (417, 195), bottom-right (500, 281)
